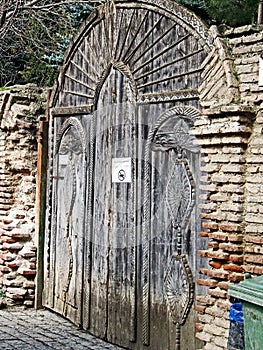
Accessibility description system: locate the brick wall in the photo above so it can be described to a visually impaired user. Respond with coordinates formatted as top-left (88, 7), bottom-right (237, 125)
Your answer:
top-left (195, 25), bottom-right (263, 350)
top-left (0, 85), bottom-right (46, 308)
top-left (244, 108), bottom-right (263, 274)
top-left (227, 26), bottom-right (263, 276)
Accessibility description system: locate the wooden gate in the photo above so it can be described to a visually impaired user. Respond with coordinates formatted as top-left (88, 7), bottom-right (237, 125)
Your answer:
top-left (43, 1), bottom-right (214, 349)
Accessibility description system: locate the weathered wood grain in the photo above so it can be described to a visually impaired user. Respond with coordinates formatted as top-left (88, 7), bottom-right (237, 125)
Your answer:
top-left (43, 1), bottom-right (214, 349)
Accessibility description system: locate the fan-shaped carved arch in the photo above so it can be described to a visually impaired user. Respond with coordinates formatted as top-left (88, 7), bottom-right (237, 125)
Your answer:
top-left (51, 0), bottom-right (215, 108)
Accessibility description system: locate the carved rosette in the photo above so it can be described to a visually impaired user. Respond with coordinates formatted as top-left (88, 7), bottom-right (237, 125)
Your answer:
top-left (164, 254), bottom-right (194, 325)
top-left (166, 161), bottom-right (193, 230)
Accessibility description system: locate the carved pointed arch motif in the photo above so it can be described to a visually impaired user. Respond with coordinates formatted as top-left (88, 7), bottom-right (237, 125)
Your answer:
top-left (46, 117), bottom-right (87, 323)
top-left (55, 117), bottom-right (86, 154)
top-left (51, 0), bottom-right (214, 108)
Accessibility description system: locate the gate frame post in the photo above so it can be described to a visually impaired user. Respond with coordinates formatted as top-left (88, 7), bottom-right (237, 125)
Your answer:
top-left (35, 90), bottom-right (50, 309)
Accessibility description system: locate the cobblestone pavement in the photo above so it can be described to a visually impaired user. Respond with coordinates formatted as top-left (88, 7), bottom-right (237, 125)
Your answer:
top-left (0, 308), bottom-right (126, 350)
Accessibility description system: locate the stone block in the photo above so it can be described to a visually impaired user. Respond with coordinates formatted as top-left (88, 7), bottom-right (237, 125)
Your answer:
top-left (203, 322), bottom-right (228, 336)
top-left (5, 272), bottom-right (17, 279)
top-left (2, 242), bottom-right (23, 250)
top-left (196, 331), bottom-right (212, 343)
top-left (202, 222), bottom-right (219, 230)
top-left (17, 268), bottom-right (36, 276)
top-left (206, 250), bottom-right (230, 260)
top-left (221, 203), bottom-right (243, 212)
top-left (206, 268), bottom-right (230, 280)
top-left (221, 164), bottom-right (246, 173)
top-left (221, 184), bottom-right (244, 193)
top-left (210, 193), bottom-right (229, 202)
top-left (223, 264), bottom-right (244, 273)
top-left (214, 316), bottom-right (230, 330)
top-left (246, 213), bottom-right (263, 224)
top-left (211, 174), bottom-right (229, 183)
top-left (5, 279), bottom-right (23, 287)
top-left (228, 272), bottom-right (245, 282)
top-left (196, 278), bottom-right (218, 287)
top-left (244, 245), bottom-right (263, 254)
top-left (0, 266), bottom-right (11, 273)
top-left (196, 295), bottom-right (215, 306)
top-left (244, 234), bottom-right (263, 244)
top-left (5, 260), bottom-right (22, 268)
top-left (229, 255), bottom-right (243, 263)
top-left (19, 246), bottom-right (36, 258)
top-left (228, 234), bottom-right (243, 243)
top-left (219, 243), bottom-right (243, 253)
top-left (208, 231), bottom-right (228, 242)
top-left (206, 305), bottom-right (225, 318)
top-left (9, 231), bottom-right (31, 239)
top-left (24, 300), bottom-right (34, 307)
top-left (218, 281), bottom-right (229, 290)
top-left (219, 223), bottom-right (242, 232)
top-left (244, 254), bottom-right (263, 264)
top-left (209, 261), bottom-right (222, 269)
top-left (246, 224), bottom-right (263, 234)
top-left (23, 281), bottom-right (35, 288)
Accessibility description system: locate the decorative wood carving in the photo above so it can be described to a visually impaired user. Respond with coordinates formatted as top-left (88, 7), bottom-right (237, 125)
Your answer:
top-left (143, 105), bottom-right (200, 346)
top-left (44, 1), bottom-right (210, 348)
top-left (164, 254), bottom-right (194, 325)
top-left (47, 117), bottom-right (86, 320)
top-left (166, 161), bottom-right (194, 231)
top-left (137, 89), bottom-right (199, 104)
top-left (50, 1), bottom-right (212, 108)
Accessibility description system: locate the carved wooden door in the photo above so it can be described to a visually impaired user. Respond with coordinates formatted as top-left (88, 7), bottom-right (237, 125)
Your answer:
top-left (43, 1), bottom-right (214, 349)
top-left (140, 106), bottom-right (203, 350)
top-left (88, 69), bottom-right (137, 347)
top-left (43, 117), bottom-right (88, 326)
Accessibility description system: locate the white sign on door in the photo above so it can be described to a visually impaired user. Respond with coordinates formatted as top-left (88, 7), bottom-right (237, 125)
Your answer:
top-left (112, 158), bottom-right (132, 183)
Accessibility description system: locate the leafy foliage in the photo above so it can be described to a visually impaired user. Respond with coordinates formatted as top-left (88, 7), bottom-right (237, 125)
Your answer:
top-left (176, 0), bottom-right (208, 19)
top-left (206, 0), bottom-right (258, 26)
top-left (177, 0), bottom-right (259, 26)
top-left (0, 0), bottom-right (260, 87)
top-left (0, 1), bottom-right (102, 87)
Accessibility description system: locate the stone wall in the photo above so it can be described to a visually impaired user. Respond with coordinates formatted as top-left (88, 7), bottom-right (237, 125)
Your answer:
top-left (0, 85), bottom-right (46, 307)
top-left (195, 25), bottom-right (263, 350)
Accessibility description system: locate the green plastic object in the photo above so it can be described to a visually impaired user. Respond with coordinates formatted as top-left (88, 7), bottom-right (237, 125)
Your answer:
top-left (229, 275), bottom-right (263, 350)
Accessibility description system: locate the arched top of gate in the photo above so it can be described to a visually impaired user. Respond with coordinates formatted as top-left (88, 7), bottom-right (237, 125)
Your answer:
top-left (50, 0), bottom-right (237, 110)
top-left (118, 0), bottom-right (214, 51)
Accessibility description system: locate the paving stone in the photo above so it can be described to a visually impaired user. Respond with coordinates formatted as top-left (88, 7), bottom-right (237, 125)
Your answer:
top-left (0, 309), bottom-right (126, 350)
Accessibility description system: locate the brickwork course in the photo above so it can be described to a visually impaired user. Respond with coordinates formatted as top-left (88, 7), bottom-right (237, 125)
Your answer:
top-left (194, 25), bottom-right (263, 350)
top-left (0, 24), bottom-right (263, 350)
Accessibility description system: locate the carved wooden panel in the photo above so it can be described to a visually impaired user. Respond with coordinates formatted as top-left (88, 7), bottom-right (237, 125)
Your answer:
top-left (142, 106), bottom-right (201, 348)
top-left (44, 117), bottom-right (87, 325)
top-left (43, 1), bottom-right (213, 349)
top-left (52, 0), bottom-right (211, 109)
